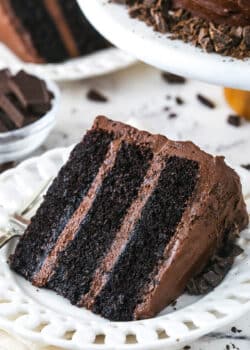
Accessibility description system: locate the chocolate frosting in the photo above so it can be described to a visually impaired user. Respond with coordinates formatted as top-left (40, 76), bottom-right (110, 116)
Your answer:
top-left (172, 0), bottom-right (250, 26)
top-left (87, 117), bottom-right (249, 320)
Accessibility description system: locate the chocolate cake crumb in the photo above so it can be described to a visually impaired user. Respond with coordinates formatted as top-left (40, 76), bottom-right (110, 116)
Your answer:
top-left (231, 326), bottom-right (242, 333)
top-left (162, 72), bottom-right (186, 84)
top-left (241, 164), bottom-right (250, 171)
top-left (87, 89), bottom-right (108, 103)
top-left (197, 94), bottom-right (216, 109)
top-left (183, 346), bottom-right (191, 350)
top-left (226, 345), bottom-right (230, 350)
top-left (176, 96), bottom-right (184, 105)
top-left (186, 231), bottom-right (243, 295)
top-left (164, 106), bottom-right (170, 111)
top-left (169, 113), bottom-right (178, 119)
top-left (227, 115), bottom-right (242, 127)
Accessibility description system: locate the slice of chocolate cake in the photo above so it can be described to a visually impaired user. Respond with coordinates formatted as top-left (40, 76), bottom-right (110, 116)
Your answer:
top-left (0, 0), bottom-right (109, 63)
top-left (10, 116), bottom-right (248, 321)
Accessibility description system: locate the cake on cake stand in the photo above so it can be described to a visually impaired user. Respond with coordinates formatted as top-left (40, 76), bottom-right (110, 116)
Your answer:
top-left (78, 0), bottom-right (250, 119)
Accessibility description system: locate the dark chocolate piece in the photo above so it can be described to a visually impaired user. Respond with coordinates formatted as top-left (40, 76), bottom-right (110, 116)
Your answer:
top-left (162, 72), bottom-right (186, 84)
top-left (197, 94), bottom-right (216, 109)
top-left (227, 115), bottom-right (242, 127)
top-left (10, 71), bottom-right (51, 114)
top-left (87, 89), bottom-right (108, 103)
top-left (0, 70), bottom-right (52, 133)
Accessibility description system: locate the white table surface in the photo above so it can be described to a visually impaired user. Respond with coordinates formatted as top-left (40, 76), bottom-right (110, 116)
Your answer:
top-left (1, 62), bottom-right (250, 350)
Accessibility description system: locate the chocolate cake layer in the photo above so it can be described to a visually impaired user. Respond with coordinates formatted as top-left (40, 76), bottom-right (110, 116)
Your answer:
top-left (0, 0), bottom-right (109, 63)
top-left (58, 0), bottom-right (109, 56)
top-left (10, 0), bottom-right (69, 63)
top-left (10, 116), bottom-right (249, 321)
top-left (92, 156), bottom-right (199, 321)
top-left (10, 130), bottom-right (113, 279)
top-left (45, 142), bottom-right (152, 304)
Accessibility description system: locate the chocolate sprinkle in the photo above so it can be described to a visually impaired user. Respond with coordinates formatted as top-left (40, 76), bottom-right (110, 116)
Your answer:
top-left (241, 164), bottom-right (250, 171)
top-left (197, 94), bottom-right (216, 109)
top-left (227, 115), bottom-right (242, 127)
top-left (86, 89), bottom-right (108, 103)
top-left (168, 113), bottom-right (178, 119)
top-left (162, 72), bottom-right (186, 84)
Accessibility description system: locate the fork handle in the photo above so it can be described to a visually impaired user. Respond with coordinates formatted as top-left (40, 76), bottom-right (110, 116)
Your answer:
top-left (0, 230), bottom-right (21, 249)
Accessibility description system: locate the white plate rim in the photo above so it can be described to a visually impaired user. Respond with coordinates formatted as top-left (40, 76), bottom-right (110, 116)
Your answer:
top-left (0, 147), bottom-right (250, 349)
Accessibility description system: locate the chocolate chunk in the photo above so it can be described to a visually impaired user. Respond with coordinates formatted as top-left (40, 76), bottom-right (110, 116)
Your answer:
top-left (0, 95), bottom-right (24, 128)
top-left (176, 96), bottom-right (184, 105)
top-left (0, 70), bottom-right (52, 133)
top-left (197, 94), bottom-right (216, 109)
top-left (0, 69), bottom-right (11, 94)
top-left (241, 164), bottom-right (250, 171)
top-left (9, 71), bottom-right (51, 114)
top-left (169, 113), bottom-right (178, 119)
top-left (87, 89), bottom-right (108, 102)
top-left (162, 72), bottom-right (186, 84)
top-left (227, 115), bottom-right (242, 127)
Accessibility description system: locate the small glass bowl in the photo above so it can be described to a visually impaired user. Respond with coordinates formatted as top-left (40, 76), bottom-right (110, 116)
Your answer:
top-left (0, 76), bottom-right (60, 164)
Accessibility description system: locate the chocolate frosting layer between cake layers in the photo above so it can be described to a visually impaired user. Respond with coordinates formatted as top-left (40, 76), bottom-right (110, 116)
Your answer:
top-left (172, 0), bottom-right (250, 26)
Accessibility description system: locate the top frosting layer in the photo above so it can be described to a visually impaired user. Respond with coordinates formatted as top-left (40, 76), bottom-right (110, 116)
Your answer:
top-left (172, 0), bottom-right (250, 26)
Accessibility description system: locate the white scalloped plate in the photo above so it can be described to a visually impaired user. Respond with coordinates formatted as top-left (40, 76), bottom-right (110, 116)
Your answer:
top-left (0, 44), bottom-right (136, 82)
top-left (78, 0), bottom-right (250, 90)
top-left (0, 147), bottom-right (250, 350)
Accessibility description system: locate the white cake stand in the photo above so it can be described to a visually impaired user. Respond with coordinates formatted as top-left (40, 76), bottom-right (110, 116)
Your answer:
top-left (78, 0), bottom-right (250, 90)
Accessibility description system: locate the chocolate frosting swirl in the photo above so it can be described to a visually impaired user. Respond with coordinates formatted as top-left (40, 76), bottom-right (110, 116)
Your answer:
top-left (172, 0), bottom-right (250, 25)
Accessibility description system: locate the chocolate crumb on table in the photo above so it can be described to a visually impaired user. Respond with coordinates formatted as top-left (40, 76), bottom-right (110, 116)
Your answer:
top-left (227, 115), bottom-right (242, 127)
top-left (162, 72), bottom-right (186, 84)
top-left (86, 89), bottom-right (109, 103)
top-left (197, 94), bottom-right (216, 109)
top-left (241, 164), bottom-right (250, 171)
top-left (168, 113), bottom-right (178, 119)
top-left (176, 96), bottom-right (184, 105)
top-left (183, 346), bottom-right (191, 350)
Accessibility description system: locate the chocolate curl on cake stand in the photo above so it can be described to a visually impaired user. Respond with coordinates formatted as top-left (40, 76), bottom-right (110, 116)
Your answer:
top-left (78, 0), bottom-right (250, 92)
top-left (224, 88), bottom-right (250, 121)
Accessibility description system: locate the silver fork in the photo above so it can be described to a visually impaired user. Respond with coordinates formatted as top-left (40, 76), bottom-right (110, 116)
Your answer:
top-left (0, 177), bottom-right (52, 249)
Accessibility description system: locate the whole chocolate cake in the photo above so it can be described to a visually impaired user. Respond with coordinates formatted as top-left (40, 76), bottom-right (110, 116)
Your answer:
top-left (0, 0), bottom-right (109, 63)
top-left (10, 116), bottom-right (248, 321)
top-left (115, 0), bottom-right (250, 58)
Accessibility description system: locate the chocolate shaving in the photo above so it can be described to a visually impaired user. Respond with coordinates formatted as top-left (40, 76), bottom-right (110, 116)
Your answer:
top-left (114, 2), bottom-right (250, 59)
top-left (186, 230), bottom-right (243, 295)
top-left (87, 89), bottom-right (109, 103)
top-left (197, 94), bottom-right (216, 109)
top-left (241, 164), bottom-right (250, 171)
top-left (227, 115), bottom-right (242, 127)
top-left (162, 72), bottom-right (186, 84)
